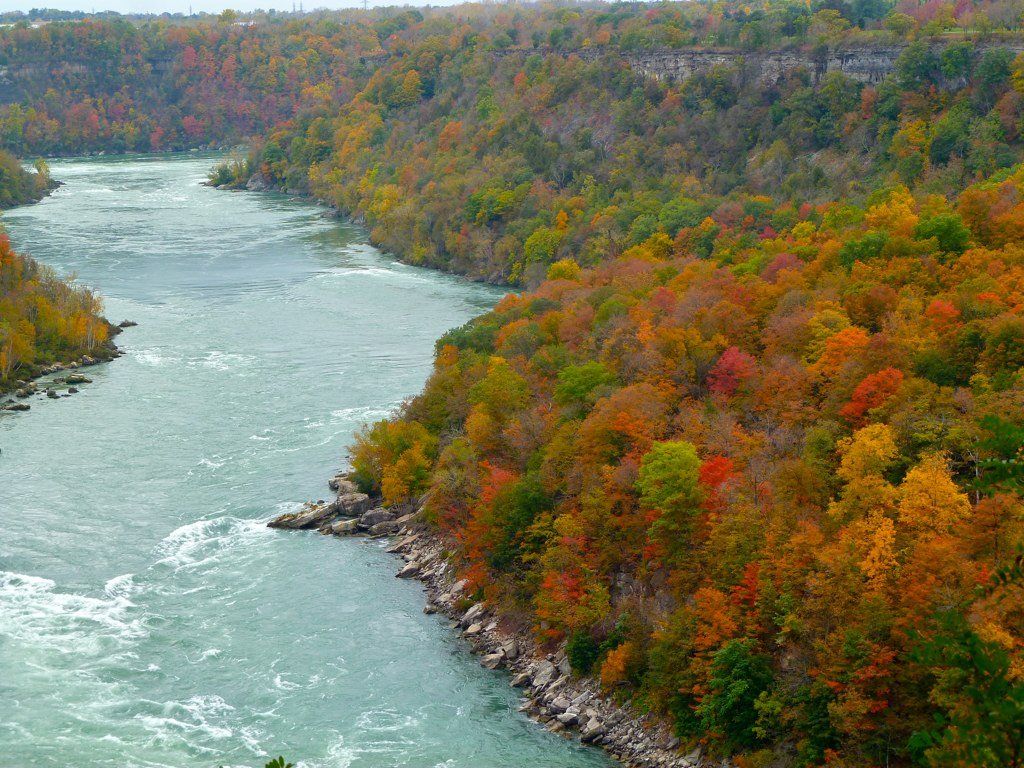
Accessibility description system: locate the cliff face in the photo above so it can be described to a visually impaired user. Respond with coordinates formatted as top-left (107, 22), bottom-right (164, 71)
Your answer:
top-left (503, 41), bottom-right (1024, 88)
top-left (625, 46), bottom-right (905, 85)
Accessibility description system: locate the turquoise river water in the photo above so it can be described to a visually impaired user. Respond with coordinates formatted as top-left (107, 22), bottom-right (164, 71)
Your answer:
top-left (0, 155), bottom-right (612, 768)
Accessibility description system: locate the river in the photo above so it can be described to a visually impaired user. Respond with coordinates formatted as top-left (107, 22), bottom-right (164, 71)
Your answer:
top-left (0, 155), bottom-right (612, 768)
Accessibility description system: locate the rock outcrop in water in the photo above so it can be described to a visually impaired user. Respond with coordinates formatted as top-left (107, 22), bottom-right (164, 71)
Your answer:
top-left (267, 474), bottom-right (714, 768)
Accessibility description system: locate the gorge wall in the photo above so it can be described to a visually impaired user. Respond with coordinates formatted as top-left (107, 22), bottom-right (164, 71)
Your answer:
top-left (497, 40), bottom-right (1024, 87)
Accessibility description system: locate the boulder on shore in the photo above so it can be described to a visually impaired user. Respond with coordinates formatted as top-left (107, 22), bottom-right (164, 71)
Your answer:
top-left (328, 475), bottom-right (360, 495)
top-left (334, 491), bottom-right (371, 518)
top-left (357, 507), bottom-right (395, 530)
top-left (267, 501), bottom-right (335, 530)
top-left (328, 518), bottom-right (360, 535)
top-left (246, 173), bottom-right (271, 192)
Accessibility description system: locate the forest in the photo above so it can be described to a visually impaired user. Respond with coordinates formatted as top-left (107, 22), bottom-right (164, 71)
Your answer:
top-left (1, 1), bottom-right (1023, 765)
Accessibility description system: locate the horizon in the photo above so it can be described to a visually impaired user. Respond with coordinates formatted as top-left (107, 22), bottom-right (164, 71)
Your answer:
top-left (0, 0), bottom-right (469, 15)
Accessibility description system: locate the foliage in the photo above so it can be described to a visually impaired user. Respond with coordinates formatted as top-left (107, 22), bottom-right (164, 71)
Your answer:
top-left (357, 165), bottom-right (1024, 765)
top-left (0, 233), bottom-right (110, 391)
top-left (697, 639), bottom-right (774, 753)
top-left (909, 599), bottom-right (1024, 768)
top-left (11, 4), bottom-right (1024, 764)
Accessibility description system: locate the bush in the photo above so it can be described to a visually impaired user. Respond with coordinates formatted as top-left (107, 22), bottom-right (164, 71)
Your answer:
top-left (697, 639), bottom-right (774, 753)
top-left (915, 213), bottom-right (971, 255)
top-left (566, 629), bottom-right (601, 674)
top-left (554, 361), bottom-right (617, 408)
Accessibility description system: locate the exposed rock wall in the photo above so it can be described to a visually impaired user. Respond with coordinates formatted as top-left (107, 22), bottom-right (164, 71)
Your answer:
top-left (494, 41), bottom-right (1024, 87)
top-left (624, 43), bottom-right (1024, 85)
top-left (625, 46), bottom-right (901, 84)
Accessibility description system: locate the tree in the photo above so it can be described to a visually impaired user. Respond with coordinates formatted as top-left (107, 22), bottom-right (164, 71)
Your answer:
top-left (697, 639), bottom-right (774, 753)
top-left (637, 441), bottom-right (703, 563)
top-left (898, 453), bottom-right (973, 534)
top-left (915, 214), bottom-right (971, 255)
top-left (554, 361), bottom-right (617, 409)
top-left (707, 346), bottom-right (757, 396)
top-left (911, 610), bottom-right (1024, 768)
top-left (840, 368), bottom-right (905, 426)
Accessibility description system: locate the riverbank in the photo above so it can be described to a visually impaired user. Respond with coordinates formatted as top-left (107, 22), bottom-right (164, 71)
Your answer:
top-left (216, 171), bottom-right (512, 286)
top-left (1, 177), bottom-right (127, 409)
top-left (269, 477), bottom-right (711, 768)
top-left (0, 334), bottom-right (126, 410)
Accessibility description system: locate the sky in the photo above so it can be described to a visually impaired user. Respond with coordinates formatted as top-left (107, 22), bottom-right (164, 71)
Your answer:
top-left (0, 0), bottom-right (461, 14)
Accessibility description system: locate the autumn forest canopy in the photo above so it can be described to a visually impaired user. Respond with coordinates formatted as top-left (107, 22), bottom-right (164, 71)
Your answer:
top-left (3, 0), bottom-right (1024, 765)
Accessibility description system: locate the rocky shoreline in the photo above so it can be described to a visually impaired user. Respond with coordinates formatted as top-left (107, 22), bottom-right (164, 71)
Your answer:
top-left (269, 474), bottom-right (714, 768)
top-left (0, 320), bottom-right (134, 411)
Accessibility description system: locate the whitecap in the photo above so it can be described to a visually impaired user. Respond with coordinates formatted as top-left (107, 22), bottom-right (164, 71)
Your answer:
top-left (104, 573), bottom-right (138, 602)
top-left (190, 351), bottom-right (256, 371)
top-left (0, 570), bottom-right (146, 654)
top-left (134, 349), bottom-right (179, 367)
top-left (273, 673), bottom-right (300, 690)
top-left (354, 708), bottom-right (420, 732)
top-left (153, 516), bottom-right (270, 572)
top-left (330, 404), bottom-right (399, 422)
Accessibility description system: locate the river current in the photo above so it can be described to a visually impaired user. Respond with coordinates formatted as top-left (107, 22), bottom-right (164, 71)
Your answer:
top-left (0, 155), bottom-right (611, 768)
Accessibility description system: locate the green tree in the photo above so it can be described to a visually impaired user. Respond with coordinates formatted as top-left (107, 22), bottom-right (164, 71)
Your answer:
top-left (910, 609), bottom-right (1024, 768)
top-left (697, 639), bottom-right (774, 753)
top-left (915, 213), bottom-right (971, 255)
top-left (637, 441), bottom-right (703, 562)
top-left (554, 361), bottom-right (617, 409)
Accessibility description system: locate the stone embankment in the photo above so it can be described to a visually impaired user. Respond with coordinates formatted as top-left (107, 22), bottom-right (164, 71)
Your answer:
top-left (269, 474), bottom-right (716, 768)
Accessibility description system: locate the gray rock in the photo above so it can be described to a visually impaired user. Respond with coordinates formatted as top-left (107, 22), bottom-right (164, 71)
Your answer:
top-left (557, 655), bottom-right (572, 676)
top-left (336, 492), bottom-right (372, 518)
top-left (550, 696), bottom-right (572, 712)
top-left (460, 602), bottom-right (486, 627)
top-left (481, 652), bottom-right (504, 669)
top-left (397, 561), bottom-right (421, 579)
top-left (267, 501), bottom-right (335, 530)
top-left (532, 660), bottom-right (556, 689)
top-left (463, 622), bottom-right (483, 636)
top-left (369, 520), bottom-right (400, 536)
top-left (510, 672), bottom-right (532, 687)
top-left (330, 518), bottom-right (359, 535)
top-left (581, 717), bottom-right (606, 742)
top-left (501, 638), bottom-right (519, 660)
top-left (357, 507), bottom-right (393, 529)
top-left (332, 477), bottom-right (360, 495)
top-left (245, 173), bottom-right (271, 192)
